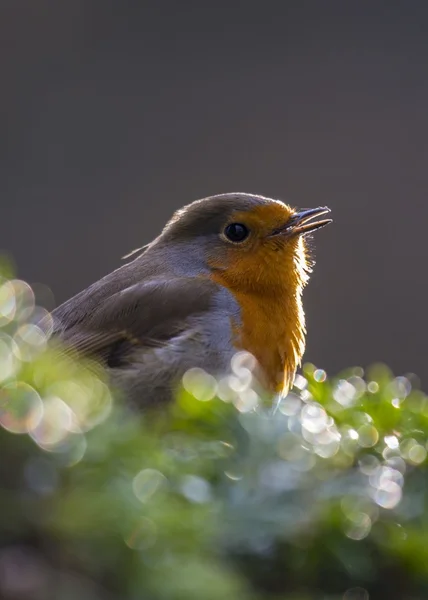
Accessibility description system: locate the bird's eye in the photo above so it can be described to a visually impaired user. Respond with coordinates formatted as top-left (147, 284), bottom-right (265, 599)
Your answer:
top-left (224, 223), bottom-right (249, 243)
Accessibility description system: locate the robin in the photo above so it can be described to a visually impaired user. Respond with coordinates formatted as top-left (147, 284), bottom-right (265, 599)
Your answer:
top-left (51, 193), bottom-right (331, 405)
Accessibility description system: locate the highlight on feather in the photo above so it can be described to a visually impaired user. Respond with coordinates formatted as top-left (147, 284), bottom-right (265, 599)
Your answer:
top-left (122, 244), bottom-right (150, 260)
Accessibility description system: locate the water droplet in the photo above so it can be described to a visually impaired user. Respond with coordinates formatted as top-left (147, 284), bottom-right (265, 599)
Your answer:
top-left (301, 403), bottom-right (328, 434)
top-left (313, 369), bottom-right (327, 382)
top-left (29, 396), bottom-right (74, 448)
top-left (180, 475), bottom-right (211, 503)
top-left (0, 335), bottom-right (20, 383)
top-left (341, 428), bottom-right (359, 456)
top-left (278, 437), bottom-right (316, 472)
top-left (344, 512), bottom-right (372, 541)
top-left (132, 469), bottom-right (166, 503)
top-left (389, 376), bottom-right (411, 399)
top-left (369, 466), bottom-right (404, 490)
top-left (348, 376), bottom-right (366, 398)
top-left (400, 437), bottom-right (418, 460)
top-left (300, 389), bottom-right (313, 402)
top-left (13, 324), bottom-right (47, 361)
top-left (367, 381), bottom-right (379, 393)
top-left (293, 374), bottom-right (307, 390)
top-left (279, 392), bottom-right (301, 416)
top-left (408, 444), bottom-right (427, 465)
top-left (10, 280), bottom-right (36, 322)
top-left (384, 435), bottom-right (399, 449)
top-left (374, 480), bottom-right (402, 509)
top-left (385, 456), bottom-right (406, 474)
top-left (231, 350), bottom-right (257, 374)
top-left (182, 367), bottom-right (218, 401)
top-left (54, 432), bottom-right (87, 466)
top-left (0, 281), bottom-right (17, 325)
top-left (125, 517), bottom-right (157, 550)
top-left (314, 428), bottom-right (341, 458)
top-left (357, 424), bottom-right (379, 448)
top-left (358, 454), bottom-right (379, 475)
top-left (0, 382), bottom-right (43, 434)
top-left (224, 469), bottom-right (243, 481)
top-left (234, 388), bottom-right (258, 413)
top-left (334, 379), bottom-right (356, 407)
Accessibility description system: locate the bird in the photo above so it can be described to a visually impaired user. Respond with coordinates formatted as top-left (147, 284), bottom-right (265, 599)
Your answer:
top-left (50, 193), bottom-right (331, 406)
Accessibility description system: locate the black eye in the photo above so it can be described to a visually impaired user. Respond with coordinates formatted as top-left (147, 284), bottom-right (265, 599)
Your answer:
top-left (224, 223), bottom-right (249, 243)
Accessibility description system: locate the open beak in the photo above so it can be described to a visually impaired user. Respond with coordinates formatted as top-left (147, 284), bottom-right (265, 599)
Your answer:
top-left (290, 207), bottom-right (332, 235)
top-left (271, 207), bottom-right (332, 237)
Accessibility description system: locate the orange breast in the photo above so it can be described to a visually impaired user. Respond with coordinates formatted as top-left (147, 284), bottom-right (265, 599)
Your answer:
top-left (229, 288), bottom-right (304, 395)
top-left (210, 272), bottom-right (306, 395)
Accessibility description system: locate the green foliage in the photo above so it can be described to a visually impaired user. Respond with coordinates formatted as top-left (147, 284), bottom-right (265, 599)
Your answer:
top-left (1, 268), bottom-right (428, 599)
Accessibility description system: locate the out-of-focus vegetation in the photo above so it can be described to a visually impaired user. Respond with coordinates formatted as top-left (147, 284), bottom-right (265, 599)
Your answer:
top-left (1, 265), bottom-right (428, 600)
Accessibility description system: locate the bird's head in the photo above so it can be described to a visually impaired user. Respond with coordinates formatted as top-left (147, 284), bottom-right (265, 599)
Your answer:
top-left (158, 193), bottom-right (331, 295)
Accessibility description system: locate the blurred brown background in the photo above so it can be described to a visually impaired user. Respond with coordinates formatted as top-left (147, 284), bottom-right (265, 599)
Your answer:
top-left (2, 1), bottom-right (427, 384)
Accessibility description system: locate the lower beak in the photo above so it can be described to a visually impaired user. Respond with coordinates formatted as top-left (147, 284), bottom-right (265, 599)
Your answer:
top-left (271, 207), bottom-right (332, 237)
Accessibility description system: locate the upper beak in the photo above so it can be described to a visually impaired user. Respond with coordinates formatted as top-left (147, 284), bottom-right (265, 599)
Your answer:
top-left (271, 207), bottom-right (332, 237)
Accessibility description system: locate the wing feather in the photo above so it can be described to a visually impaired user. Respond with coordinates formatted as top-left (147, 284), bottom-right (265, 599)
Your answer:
top-left (52, 277), bottom-right (216, 365)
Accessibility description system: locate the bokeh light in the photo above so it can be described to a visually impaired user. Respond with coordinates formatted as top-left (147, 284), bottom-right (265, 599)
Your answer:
top-left (132, 469), bottom-right (167, 503)
top-left (182, 367), bottom-right (218, 401)
top-left (0, 381), bottom-right (43, 434)
top-left (125, 517), bottom-right (157, 550)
